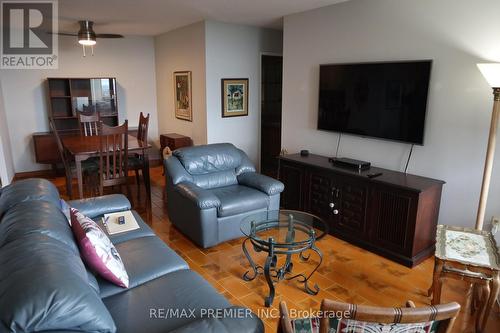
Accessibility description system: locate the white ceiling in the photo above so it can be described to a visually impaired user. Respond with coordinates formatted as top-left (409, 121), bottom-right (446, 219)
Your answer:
top-left (58, 0), bottom-right (348, 36)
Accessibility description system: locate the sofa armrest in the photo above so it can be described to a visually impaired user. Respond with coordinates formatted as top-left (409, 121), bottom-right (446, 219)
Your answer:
top-left (169, 306), bottom-right (264, 333)
top-left (176, 182), bottom-right (221, 210)
top-left (237, 172), bottom-right (284, 196)
top-left (68, 194), bottom-right (131, 218)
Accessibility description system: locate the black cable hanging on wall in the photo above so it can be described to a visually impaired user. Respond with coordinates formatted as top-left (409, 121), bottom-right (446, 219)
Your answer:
top-left (404, 144), bottom-right (414, 174)
top-left (335, 133), bottom-right (342, 158)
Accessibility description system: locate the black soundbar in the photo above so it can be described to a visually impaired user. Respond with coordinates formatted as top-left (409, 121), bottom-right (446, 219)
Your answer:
top-left (328, 157), bottom-right (371, 170)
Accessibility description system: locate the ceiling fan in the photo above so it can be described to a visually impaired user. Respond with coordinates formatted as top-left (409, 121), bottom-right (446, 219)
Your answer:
top-left (53, 20), bottom-right (124, 56)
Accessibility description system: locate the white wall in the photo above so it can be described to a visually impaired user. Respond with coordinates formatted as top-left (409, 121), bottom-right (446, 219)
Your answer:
top-left (155, 22), bottom-right (207, 145)
top-left (0, 35), bottom-right (157, 173)
top-left (282, 0), bottom-right (500, 232)
top-left (205, 21), bottom-right (282, 166)
top-left (0, 80), bottom-right (15, 185)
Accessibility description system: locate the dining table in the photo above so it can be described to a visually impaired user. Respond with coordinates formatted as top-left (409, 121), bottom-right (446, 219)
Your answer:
top-left (62, 134), bottom-right (152, 210)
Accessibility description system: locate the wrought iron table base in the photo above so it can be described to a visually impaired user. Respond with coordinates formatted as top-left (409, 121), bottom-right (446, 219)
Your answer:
top-left (242, 237), bottom-right (323, 307)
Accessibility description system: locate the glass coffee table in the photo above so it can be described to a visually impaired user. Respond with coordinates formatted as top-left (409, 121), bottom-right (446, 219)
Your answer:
top-left (240, 210), bottom-right (328, 307)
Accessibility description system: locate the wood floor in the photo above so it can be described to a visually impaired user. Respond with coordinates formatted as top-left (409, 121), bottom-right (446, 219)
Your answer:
top-left (42, 166), bottom-right (499, 333)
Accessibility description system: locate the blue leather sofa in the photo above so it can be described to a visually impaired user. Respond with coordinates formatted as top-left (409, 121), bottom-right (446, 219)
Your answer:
top-left (0, 178), bottom-right (263, 333)
top-left (164, 143), bottom-right (285, 248)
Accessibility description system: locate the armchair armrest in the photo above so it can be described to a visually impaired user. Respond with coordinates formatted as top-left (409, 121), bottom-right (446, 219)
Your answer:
top-left (176, 182), bottom-right (221, 210)
top-left (237, 172), bottom-right (284, 196)
top-left (67, 194), bottom-right (131, 218)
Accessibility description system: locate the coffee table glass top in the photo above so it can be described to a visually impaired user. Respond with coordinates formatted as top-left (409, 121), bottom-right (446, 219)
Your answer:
top-left (240, 210), bottom-right (327, 246)
top-left (435, 225), bottom-right (500, 270)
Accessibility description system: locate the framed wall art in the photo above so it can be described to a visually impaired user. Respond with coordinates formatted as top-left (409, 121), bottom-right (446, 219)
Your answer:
top-left (221, 78), bottom-right (248, 118)
top-left (174, 71), bottom-right (192, 121)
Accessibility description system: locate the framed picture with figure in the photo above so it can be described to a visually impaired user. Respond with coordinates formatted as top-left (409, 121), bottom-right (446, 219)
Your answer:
top-left (174, 71), bottom-right (192, 121)
top-left (221, 78), bottom-right (248, 117)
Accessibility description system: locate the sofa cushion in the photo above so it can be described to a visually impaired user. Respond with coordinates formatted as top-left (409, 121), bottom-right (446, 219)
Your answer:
top-left (71, 208), bottom-right (129, 288)
top-left (174, 143), bottom-right (242, 175)
top-left (68, 194), bottom-right (131, 219)
top-left (99, 236), bottom-right (189, 298)
top-left (0, 233), bottom-right (115, 332)
top-left (169, 306), bottom-right (264, 333)
top-left (212, 185), bottom-right (270, 217)
top-left (0, 200), bottom-right (79, 254)
top-left (0, 178), bottom-right (60, 218)
top-left (95, 210), bottom-right (156, 245)
top-left (103, 269), bottom-right (230, 333)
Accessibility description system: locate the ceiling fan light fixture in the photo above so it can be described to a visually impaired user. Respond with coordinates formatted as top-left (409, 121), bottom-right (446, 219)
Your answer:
top-left (78, 20), bottom-right (97, 46)
top-left (78, 38), bottom-right (96, 46)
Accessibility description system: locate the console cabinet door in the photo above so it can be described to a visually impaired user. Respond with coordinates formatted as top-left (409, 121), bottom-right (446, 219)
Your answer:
top-left (279, 162), bottom-right (304, 210)
top-left (306, 171), bottom-right (339, 226)
top-left (335, 179), bottom-right (368, 237)
top-left (369, 186), bottom-right (417, 256)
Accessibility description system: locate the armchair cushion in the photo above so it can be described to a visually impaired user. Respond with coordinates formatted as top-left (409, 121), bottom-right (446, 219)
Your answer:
top-left (176, 182), bottom-right (221, 209)
top-left (165, 155), bottom-right (194, 185)
top-left (237, 172), bottom-right (285, 196)
top-left (174, 143), bottom-right (243, 175)
top-left (211, 185), bottom-right (269, 217)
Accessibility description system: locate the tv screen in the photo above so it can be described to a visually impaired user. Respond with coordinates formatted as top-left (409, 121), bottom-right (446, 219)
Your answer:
top-left (318, 60), bottom-right (432, 145)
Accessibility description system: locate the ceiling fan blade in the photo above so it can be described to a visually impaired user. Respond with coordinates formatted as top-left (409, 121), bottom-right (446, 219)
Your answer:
top-left (48, 32), bottom-right (78, 36)
top-left (96, 34), bottom-right (124, 38)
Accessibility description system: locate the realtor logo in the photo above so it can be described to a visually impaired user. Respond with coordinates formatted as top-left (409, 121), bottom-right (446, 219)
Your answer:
top-left (1, 0), bottom-right (58, 69)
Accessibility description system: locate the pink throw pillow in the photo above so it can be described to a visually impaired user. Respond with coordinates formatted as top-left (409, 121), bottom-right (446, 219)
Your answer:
top-left (70, 208), bottom-right (129, 288)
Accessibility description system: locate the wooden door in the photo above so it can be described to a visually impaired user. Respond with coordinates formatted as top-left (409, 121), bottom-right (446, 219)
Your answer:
top-left (260, 55), bottom-right (282, 178)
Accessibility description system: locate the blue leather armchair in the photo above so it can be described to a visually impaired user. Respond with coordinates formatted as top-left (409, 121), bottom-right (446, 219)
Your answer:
top-left (165, 143), bottom-right (284, 248)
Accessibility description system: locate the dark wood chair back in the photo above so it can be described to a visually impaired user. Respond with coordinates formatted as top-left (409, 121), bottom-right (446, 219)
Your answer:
top-left (137, 112), bottom-right (150, 143)
top-left (50, 119), bottom-right (75, 198)
top-left (78, 112), bottom-right (100, 136)
top-left (98, 120), bottom-right (129, 195)
top-left (279, 300), bottom-right (460, 333)
top-left (49, 119), bottom-right (71, 175)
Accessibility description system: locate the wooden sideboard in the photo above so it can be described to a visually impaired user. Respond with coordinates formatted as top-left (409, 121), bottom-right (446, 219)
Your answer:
top-left (160, 133), bottom-right (192, 154)
top-left (278, 153), bottom-right (445, 267)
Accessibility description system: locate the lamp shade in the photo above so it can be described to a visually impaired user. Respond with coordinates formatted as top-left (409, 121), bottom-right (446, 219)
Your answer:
top-left (477, 63), bottom-right (500, 88)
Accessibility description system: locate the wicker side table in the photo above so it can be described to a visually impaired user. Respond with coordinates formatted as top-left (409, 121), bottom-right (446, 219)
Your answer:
top-left (428, 225), bottom-right (499, 332)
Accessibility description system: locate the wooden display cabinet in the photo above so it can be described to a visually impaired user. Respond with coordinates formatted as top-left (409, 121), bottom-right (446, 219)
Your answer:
top-left (33, 77), bottom-right (118, 165)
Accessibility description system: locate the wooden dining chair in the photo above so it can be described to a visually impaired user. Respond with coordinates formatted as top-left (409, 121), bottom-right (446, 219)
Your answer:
top-left (49, 119), bottom-right (98, 198)
top-left (128, 112), bottom-right (150, 185)
top-left (279, 299), bottom-right (460, 333)
top-left (98, 120), bottom-right (130, 197)
top-left (78, 112), bottom-right (100, 136)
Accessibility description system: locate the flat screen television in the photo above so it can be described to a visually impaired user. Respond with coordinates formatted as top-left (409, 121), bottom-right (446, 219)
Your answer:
top-left (318, 60), bottom-right (432, 145)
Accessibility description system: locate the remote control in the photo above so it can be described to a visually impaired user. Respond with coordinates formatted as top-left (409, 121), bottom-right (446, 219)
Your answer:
top-left (367, 172), bottom-right (383, 179)
top-left (117, 216), bottom-right (125, 225)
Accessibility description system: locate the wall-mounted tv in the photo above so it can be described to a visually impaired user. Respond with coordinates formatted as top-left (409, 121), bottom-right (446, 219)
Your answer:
top-left (318, 60), bottom-right (432, 145)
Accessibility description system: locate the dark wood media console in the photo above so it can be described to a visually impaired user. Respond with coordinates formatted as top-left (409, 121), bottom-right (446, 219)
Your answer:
top-left (278, 153), bottom-right (445, 267)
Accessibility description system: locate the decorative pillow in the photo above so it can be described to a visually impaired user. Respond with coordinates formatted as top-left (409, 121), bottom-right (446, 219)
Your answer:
top-left (70, 208), bottom-right (129, 288)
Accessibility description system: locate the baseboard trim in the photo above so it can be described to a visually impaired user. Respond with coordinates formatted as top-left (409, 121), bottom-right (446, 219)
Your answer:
top-left (14, 156), bottom-right (162, 181)
top-left (14, 169), bottom-right (55, 180)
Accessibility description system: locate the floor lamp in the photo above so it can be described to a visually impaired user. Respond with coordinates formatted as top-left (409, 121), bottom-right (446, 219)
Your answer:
top-left (476, 63), bottom-right (500, 230)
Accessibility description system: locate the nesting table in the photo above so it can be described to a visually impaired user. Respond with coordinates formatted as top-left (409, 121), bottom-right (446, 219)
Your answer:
top-left (428, 225), bottom-right (499, 332)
